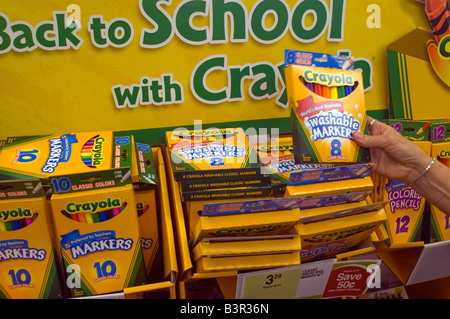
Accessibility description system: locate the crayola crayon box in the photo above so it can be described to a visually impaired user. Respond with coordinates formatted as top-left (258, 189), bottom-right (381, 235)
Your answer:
top-left (113, 133), bottom-right (160, 282)
top-left (295, 200), bottom-right (388, 262)
top-left (48, 168), bottom-right (146, 297)
top-left (165, 127), bottom-right (263, 181)
top-left (0, 131), bottom-right (114, 181)
top-left (429, 121), bottom-right (450, 242)
top-left (0, 179), bottom-right (63, 299)
top-left (285, 51), bottom-right (370, 164)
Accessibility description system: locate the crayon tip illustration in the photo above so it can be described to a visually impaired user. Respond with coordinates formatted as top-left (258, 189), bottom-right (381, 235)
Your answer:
top-left (416, 121), bottom-right (431, 135)
top-left (32, 182), bottom-right (43, 194)
top-left (120, 170), bottom-right (132, 183)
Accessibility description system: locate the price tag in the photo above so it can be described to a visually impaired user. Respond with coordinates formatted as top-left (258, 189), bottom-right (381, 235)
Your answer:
top-left (322, 260), bottom-right (381, 298)
top-left (236, 266), bottom-right (303, 299)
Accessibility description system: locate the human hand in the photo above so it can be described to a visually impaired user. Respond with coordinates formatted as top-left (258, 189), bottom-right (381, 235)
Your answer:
top-left (352, 117), bottom-right (431, 185)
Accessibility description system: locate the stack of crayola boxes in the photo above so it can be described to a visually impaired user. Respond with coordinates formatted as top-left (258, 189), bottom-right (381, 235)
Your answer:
top-left (113, 133), bottom-right (161, 283)
top-left (256, 134), bottom-right (333, 195)
top-left (166, 127), bottom-right (271, 234)
top-left (166, 127), bottom-right (304, 272)
top-left (284, 49), bottom-right (388, 262)
top-left (0, 131), bottom-right (159, 298)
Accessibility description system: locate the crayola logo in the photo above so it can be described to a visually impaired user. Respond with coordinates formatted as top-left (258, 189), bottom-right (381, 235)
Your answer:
top-left (175, 129), bottom-right (235, 137)
top-left (304, 225), bottom-right (374, 242)
top-left (439, 149), bottom-right (450, 159)
top-left (259, 145), bottom-right (294, 152)
top-left (0, 207), bottom-right (32, 221)
top-left (65, 197), bottom-right (121, 214)
top-left (91, 137), bottom-right (106, 166)
top-left (214, 224), bottom-right (284, 235)
top-left (303, 70), bottom-right (354, 87)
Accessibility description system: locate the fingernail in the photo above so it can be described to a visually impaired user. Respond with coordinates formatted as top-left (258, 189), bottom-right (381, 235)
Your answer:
top-left (352, 131), bottom-right (363, 140)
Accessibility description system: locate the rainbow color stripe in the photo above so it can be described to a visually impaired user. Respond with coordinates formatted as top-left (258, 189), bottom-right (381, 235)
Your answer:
top-left (80, 135), bottom-right (99, 169)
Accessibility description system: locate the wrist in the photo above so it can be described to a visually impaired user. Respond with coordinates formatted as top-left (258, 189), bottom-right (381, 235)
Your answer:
top-left (406, 153), bottom-right (433, 186)
top-left (411, 158), bottom-right (436, 187)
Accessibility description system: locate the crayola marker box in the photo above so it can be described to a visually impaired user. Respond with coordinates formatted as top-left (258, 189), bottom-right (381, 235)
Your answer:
top-left (191, 208), bottom-right (301, 246)
top-left (0, 132), bottom-right (114, 181)
top-left (295, 200), bottom-right (387, 262)
top-left (192, 235), bottom-right (301, 272)
top-left (285, 176), bottom-right (373, 198)
top-left (257, 135), bottom-right (333, 195)
top-left (285, 61), bottom-right (370, 163)
top-left (194, 250), bottom-right (301, 273)
top-left (0, 179), bottom-right (63, 299)
top-left (429, 121), bottom-right (450, 242)
top-left (48, 168), bottom-right (146, 297)
top-left (113, 133), bottom-right (160, 281)
top-left (165, 127), bottom-right (263, 181)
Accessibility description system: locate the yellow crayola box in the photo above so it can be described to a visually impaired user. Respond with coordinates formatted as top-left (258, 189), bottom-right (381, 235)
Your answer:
top-left (165, 127), bottom-right (263, 181)
top-left (285, 176), bottom-right (373, 198)
top-left (257, 135), bottom-right (333, 194)
top-left (48, 168), bottom-right (146, 297)
top-left (295, 200), bottom-right (387, 262)
top-left (113, 133), bottom-right (160, 282)
top-left (381, 121), bottom-right (431, 247)
top-left (0, 179), bottom-right (63, 299)
top-left (191, 208), bottom-right (301, 246)
top-left (429, 121), bottom-right (450, 242)
top-left (192, 235), bottom-right (301, 259)
top-left (192, 234), bottom-right (301, 272)
top-left (0, 131), bottom-right (114, 180)
top-left (382, 179), bottom-right (426, 247)
top-left (285, 64), bottom-right (370, 163)
top-left (194, 251), bottom-right (301, 273)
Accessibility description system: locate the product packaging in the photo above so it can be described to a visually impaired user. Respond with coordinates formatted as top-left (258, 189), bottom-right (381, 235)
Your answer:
top-left (192, 235), bottom-right (301, 272)
top-left (113, 133), bottom-right (160, 282)
top-left (0, 179), bottom-right (63, 299)
top-left (429, 121), bottom-right (450, 242)
top-left (284, 50), bottom-right (370, 163)
top-left (48, 168), bottom-right (146, 297)
top-left (296, 200), bottom-right (388, 262)
top-left (381, 119), bottom-right (432, 247)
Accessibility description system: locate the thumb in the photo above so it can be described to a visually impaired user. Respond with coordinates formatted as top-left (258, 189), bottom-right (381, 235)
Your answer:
top-left (352, 131), bottom-right (385, 149)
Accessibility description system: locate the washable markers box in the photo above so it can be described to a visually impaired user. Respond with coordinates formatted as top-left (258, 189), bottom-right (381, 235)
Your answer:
top-left (192, 235), bottom-right (301, 272)
top-left (296, 200), bottom-right (387, 262)
top-left (0, 131), bottom-right (114, 180)
top-left (285, 63), bottom-right (370, 163)
top-left (114, 133), bottom-right (160, 282)
top-left (429, 121), bottom-right (450, 242)
top-left (256, 135), bottom-right (332, 195)
top-left (191, 208), bottom-right (301, 246)
top-left (48, 168), bottom-right (146, 297)
top-left (165, 127), bottom-right (263, 181)
top-left (0, 179), bottom-right (63, 299)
